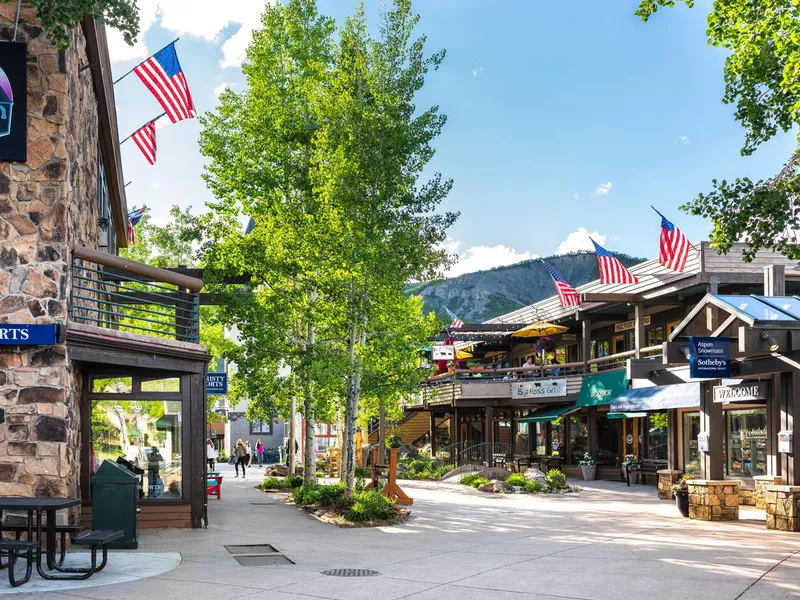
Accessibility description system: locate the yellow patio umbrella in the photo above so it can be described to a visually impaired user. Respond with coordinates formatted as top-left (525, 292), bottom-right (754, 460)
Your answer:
top-left (511, 321), bottom-right (569, 338)
top-left (455, 350), bottom-right (473, 359)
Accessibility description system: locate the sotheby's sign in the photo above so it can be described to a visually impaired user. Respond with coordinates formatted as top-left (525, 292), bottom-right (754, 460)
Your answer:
top-left (689, 336), bottom-right (731, 379)
top-left (713, 381), bottom-right (767, 403)
top-left (513, 379), bottom-right (567, 400)
top-left (0, 324), bottom-right (56, 345)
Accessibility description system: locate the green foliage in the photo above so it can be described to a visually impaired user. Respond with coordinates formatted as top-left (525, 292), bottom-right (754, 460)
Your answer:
top-left (460, 473), bottom-right (480, 486)
top-left (524, 480), bottom-right (546, 494)
top-left (386, 434), bottom-right (403, 449)
top-left (4, 0), bottom-right (139, 49)
top-left (260, 476), bottom-right (302, 490)
top-left (505, 473), bottom-right (527, 487)
top-left (343, 490), bottom-right (396, 523)
top-left (354, 466), bottom-right (371, 478)
top-left (291, 483), bottom-right (348, 507)
top-left (545, 469), bottom-right (567, 491)
top-left (469, 476), bottom-right (490, 488)
top-left (399, 456), bottom-right (449, 480)
top-left (578, 453), bottom-right (597, 466)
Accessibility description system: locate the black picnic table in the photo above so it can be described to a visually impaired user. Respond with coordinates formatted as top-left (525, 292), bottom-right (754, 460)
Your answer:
top-left (0, 497), bottom-right (85, 581)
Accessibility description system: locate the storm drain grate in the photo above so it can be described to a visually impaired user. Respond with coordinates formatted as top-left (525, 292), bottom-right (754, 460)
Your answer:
top-left (225, 544), bottom-right (279, 554)
top-left (321, 568), bottom-right (381, 577)
top-left (235, 555), bottom-right (294, 567)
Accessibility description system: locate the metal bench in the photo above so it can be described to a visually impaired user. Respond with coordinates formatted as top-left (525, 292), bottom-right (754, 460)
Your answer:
top-left (0, 524), bottom-right (83, 567)
top-left (624, 458), bottom-right (667, 486)
top-left (69, 530), bottom-right (124, 577)
top-left (0, 540), bottom-right (37, 587)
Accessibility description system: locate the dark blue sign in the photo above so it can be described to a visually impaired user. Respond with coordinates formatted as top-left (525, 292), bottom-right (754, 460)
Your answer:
top-left (689, 336), bottom-right (731, 379)
top-left (206, 373), bottom-right (228, 395)
top-left (0, 324), bottom-right (57, 345)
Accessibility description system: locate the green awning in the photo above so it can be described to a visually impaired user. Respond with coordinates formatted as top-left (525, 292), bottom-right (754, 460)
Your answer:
top-left (518, 404), bottom-right (576, 423)
top-left (606, 412), bottom-right (648, 420)
top-left (577, 370), bottom-right (629, 407)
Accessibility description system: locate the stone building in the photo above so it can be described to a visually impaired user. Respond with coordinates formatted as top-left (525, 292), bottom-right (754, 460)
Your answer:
top-left (0, 9), bottom-right (210, 528)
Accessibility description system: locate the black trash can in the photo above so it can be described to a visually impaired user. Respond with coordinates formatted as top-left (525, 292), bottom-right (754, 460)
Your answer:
top-left (91, 460), bottom-right (139, 549)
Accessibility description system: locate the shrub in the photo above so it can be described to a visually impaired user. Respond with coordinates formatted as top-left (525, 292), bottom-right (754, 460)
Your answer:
top-left (469, 476), bottom-right (490, 488)
top-left (505, 473), bottom-right (527, 487)
top-left (545, 469), bottom-right (566, 490)
top-left (524, 480), bottom-right (546, 494)
top-left (355, 466), bottom-right (371, 478)
top-left (344, 490), bottom-right (396, 523)
top-left (261, 477), bottom-right (291, 490)
top-left (262, 447), bottom-right (281, 464)
top-left (386, 434), bottom-right (403, 449)
top-left (286, 475), bottom-right (303, 488)
top-left (397, 456), bottom-right (449, 481)
top-left (460, 473), bottom-right (480, 486)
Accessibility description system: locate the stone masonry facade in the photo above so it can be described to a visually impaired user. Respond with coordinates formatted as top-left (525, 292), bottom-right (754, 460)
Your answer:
top-left (656, 469), bottom-right (681, 500)
top-left (764, 485), bottom-right (800, 532)
top-left (0, 6), bottom-right (102, 506)
top-left (687, 480), bottom-right (741, 521)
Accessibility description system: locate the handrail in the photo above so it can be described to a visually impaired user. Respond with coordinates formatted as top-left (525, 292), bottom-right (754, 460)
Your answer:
top-left (73, 246), bottom-right (204, 292)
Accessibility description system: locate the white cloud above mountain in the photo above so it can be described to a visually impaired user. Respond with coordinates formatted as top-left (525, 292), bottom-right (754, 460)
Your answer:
top-left (443, 238), bottom-right (537, 277)
top-left (594, 181), bottom-right (612, 195)
top-left (555, 228), bottom-right (607, 255)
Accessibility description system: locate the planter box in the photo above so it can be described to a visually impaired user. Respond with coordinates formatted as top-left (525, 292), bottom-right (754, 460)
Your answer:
top-left (580, 464), bottom-right (597, 481)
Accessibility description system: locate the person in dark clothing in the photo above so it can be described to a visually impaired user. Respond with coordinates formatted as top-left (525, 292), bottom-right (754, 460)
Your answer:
top-left (285, 438), bottom-right (299, 467)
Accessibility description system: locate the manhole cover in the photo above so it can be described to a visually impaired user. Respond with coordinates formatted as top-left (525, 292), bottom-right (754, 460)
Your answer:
top-left (225, 544), bottom-right (278, 554)
top-left (321, 569), bottom-right (381, 577)
top-left (234, 555), bottom-right (294, 567)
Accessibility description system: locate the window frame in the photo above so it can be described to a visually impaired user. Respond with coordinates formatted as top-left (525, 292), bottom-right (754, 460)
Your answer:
top-left (250, 419), bottom-right (273, 435)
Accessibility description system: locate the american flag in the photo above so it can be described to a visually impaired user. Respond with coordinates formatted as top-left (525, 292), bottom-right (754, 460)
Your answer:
top-left (543, 261), bottom-right (580, 307)
top-left (134, 43), bottom-right (196, 123)
top-left (657, 212), bottom-right (690, 272)
top-left (591, 238), bottom-right (639, 285)
top-left (444, 307), bottom-right (464, 329)
top-left (131, 121), bottom-right (157, 165)
top-left (127, 206), bottom-right (148, 245)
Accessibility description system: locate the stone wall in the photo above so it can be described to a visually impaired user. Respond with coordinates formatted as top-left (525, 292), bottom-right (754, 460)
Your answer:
top-left (656, 469), bottom-right (681, 500)
top-left (0, 6), bottom-right (102, 506)
top-left (687, 480), bottom-right (740, 521)
top-left (765, 485), bottom-right (800, 532)
top-left (754, 476), bottom-right (783, 510)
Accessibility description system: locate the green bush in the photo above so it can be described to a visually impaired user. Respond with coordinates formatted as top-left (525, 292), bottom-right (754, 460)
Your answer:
top-left (261, 477), bottom-right (292, 490)
top-left (524, 480), bottom-right (546, 494)
top-left (286, 475), bottom-right (303, 488)
top-left (460, 473), bottom-right (480, 486)
top-left (291, 483), bottom-right (348, 507)
top-left (344, 490), bottom-right (396, 523)
top-left (545, 469), bottom-right (567, 490)
top-left (398, 456), bottom-right (450, 481)
top-left (469, 476), bottom-right (490, 488)
top-left (505, 473), bottom-right (527, 487)
top-left (355, 466), bottom-right (371, 478)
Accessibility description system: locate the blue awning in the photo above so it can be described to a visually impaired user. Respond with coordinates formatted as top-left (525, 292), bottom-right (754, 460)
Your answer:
top-left (610, 383), bottom-right (700, 413)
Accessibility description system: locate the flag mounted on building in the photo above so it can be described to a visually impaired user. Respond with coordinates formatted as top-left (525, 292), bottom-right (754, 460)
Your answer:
top-left (591, 238), bottom-right (639, 285)
top-left (653, 207), bottom-right (690, 273)
top-left (444, 307), bottom-right (464, 329)
top-left (127, 206), bottom-right (148, 245)
top-left (134, 42), bottom-right (196, 123)
top-left (542, 261), bottom-right (580, 307)
top-left (131, 120), bottom-right (157, 165)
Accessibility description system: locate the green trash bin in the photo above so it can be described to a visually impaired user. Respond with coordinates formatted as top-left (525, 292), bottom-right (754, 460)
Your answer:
top-left (91, 460), bottom-right (139, 549)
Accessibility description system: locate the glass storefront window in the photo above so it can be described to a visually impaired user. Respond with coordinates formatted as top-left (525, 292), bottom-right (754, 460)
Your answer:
top-left (92, 377), bottom-right (132, 394)
top-left (535, 422), bottom-right (547, 455)
top-left (596, 416), bottom-right (619, 466)
top-left (647, 412), bottom-right (668, 460)
top-left (515, 421), bottom-right (529, 451)
top-left (569, 416), bottom-right (588, 463)
top-left (726, 408), bottom-right (767, 477)
top-left (683, 412), bottom-right (700, 475)
top-left (91, 400), bottom-right (183, 499)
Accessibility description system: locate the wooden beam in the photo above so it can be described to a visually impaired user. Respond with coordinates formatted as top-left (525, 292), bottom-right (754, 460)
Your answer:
top-left (581, 293), bottom-right (639, 303)
top-left (74, 246), bottom-right (204, 291)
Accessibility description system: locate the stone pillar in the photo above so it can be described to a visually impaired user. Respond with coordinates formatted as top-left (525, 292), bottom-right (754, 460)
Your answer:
top-left (657, 469), bottom-right (682, 500)
top-left (764, 485), bottom-right (800, 531)
top-left (687, 480), bottom-right (740, 521)
top-left (699, 380), bottom-right (724, 480)
top-left (754, 475), bottom-right (783, 510)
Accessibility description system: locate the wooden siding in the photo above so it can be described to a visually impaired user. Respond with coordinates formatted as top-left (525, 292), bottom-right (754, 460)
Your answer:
top-left (422, 382), bottom-right (461, 405)
top-left (701, 245), bottom-right (800, 272)
top-left (80, 503), bottom-right (192, 529)
top-left (459, 382), bottom-right (512, 399)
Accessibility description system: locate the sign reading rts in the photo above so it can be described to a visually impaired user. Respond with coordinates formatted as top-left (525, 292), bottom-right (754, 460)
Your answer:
top-left (689, 336), bottom-right (731, 379)
top-left (0, 43), bottom-right (27, 161)
top-left (0, 324), bottom-right (57, 345)
top-left (206, 373), bottom-right (228, 395)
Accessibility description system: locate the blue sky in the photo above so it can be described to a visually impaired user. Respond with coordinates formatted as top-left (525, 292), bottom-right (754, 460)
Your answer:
top-left (108, 1), bottom-right (796, 277)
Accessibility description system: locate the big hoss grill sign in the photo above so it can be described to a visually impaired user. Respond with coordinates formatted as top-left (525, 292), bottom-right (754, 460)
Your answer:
top-left (713, 382), bottom-right (767, 403)
top-left (512, 379), bottom-right (567, 400)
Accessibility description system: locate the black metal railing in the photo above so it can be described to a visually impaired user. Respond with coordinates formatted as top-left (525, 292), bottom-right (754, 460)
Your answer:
top-left (69, 247), bottom-right (202, 343)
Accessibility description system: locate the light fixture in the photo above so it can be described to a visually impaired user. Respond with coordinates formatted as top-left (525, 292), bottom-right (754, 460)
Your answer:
top-left (760, 331), bottom-right (780, 352)
top-left (681, 347), bottom-right (691, 360)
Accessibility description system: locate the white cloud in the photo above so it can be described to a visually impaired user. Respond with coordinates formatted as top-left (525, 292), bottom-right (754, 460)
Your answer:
top-left (214, 82), bottom-right (228, 97)
top-left (555, 228), bottom-right (607, 255)
top-left (573, 193), bottom-right (580, 201)
top-left (443, 238), bottom-right (537, 277)
top-left (107, 0), bottom-right (266, 68)
top-left (472, 67), bottom-right (484, 77)
top-left (594, 181), bottom-right (612, 196)
top-left (677, 135), bottom-right (691, 145)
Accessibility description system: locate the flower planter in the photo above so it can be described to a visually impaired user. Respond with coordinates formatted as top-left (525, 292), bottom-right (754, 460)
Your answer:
top-left (675, 490), bottom-right (689, 517)
top-left (580, 464), bottom-right (597, 481)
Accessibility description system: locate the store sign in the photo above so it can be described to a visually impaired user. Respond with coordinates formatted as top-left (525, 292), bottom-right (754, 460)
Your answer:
top-left (0, 324), bottom-right (56, 345)
top-left (577, 370), bottom-right (629, 407)
top-left (0, 43), bottom-right (27, 161)
top-left (206, 373), bottom-right (228, 395)
top-left (431, 345), bottom-right (455, 361)
top-left (689, 336), bottom-right (731, 379)
top-left (512, 379), bottom-right (567, 399)
top-left (713, 381), bottom-right (767, 403)
top-left (614, 315), bottom-right (651, 333)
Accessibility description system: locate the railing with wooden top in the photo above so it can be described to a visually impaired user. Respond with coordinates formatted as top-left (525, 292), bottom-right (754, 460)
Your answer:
top-left (69, 246), bottom-right (203, 343)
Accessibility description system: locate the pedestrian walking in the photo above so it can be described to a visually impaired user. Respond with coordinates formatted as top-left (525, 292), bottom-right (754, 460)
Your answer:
top-left (206, 438), bottom-right (217, 471)
top-left (234, 439), bottom-right (247, 478)
top-left (256, 439), bottom-right (264, 465)
top-left (245, 441), bottom-right (252, 467)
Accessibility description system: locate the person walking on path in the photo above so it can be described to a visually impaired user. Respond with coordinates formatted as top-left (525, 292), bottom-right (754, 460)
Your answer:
top-left (206, 438), bottom-right (217, 472)
top-left (245, 441), bottom-right (253, 467)
top-left (234, 439), bottom-right (247, 478)
top-left (256, 439), bottom-right (264, 465)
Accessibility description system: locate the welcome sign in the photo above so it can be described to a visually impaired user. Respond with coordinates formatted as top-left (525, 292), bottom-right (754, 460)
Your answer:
top-left (0, 43), bottom-right (27, 162)
top-left (513, 379), bottom-right (567, 400)
top-left (713, 381), bottom-right (767, 403)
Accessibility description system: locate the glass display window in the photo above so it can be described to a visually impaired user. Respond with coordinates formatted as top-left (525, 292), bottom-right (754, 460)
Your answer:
top-left (568, 415), bottom-right (589, 463)
top-left (683, 411), bottom-right (701, 475)
top-left (725, 407), bottom-right (767, 477)
top-left (647, 412), bottom-right (668, 460)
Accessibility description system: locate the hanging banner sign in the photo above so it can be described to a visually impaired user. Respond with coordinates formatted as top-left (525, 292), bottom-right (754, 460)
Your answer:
top-left (0, 324), bottom-right (57, 345)
top-left (512, 379), bottom-right (567, 400)
top-left (713, 381), bottom-right (767, 403)
top-left (689, 336), bottom-right (731, 379)
top-left (0, 43), bottom-right (27, 162)
top-left (614, 315), bottom-right (651, 333)
top-left (206, 373), bottom-right (228, 395)
top-left (431, 345), bottom-right (455, 361)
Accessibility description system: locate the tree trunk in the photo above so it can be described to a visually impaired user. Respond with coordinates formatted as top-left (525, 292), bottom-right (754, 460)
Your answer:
top-left (288, 392), bottom-right (297, 476)
top-left (303, 314), bottom-right (316, 486)
top-left (344, 315), bottom-right (367, 498)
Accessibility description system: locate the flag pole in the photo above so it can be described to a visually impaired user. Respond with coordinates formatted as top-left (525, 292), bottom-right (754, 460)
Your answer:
top-left (120, 112), bottom-right (167, 145)
top-left (652, 205), bottom-right (700, 252)
top-left (113, 38), bottom-right (181, 85)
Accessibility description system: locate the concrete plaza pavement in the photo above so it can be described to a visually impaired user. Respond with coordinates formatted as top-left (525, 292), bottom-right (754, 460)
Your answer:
top-left (12, 462), bottom-right (800, 599)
